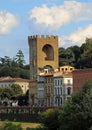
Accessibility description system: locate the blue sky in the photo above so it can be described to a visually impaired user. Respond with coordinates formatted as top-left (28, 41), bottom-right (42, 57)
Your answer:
top-left (0, 0), bottom-right (92, 64)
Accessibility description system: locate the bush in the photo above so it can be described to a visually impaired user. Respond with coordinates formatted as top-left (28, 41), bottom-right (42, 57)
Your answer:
top-left (0, 121), bottom-right (22, 130)
top-left (40, 108), bottom-right (60, 130)
top-left (59, 80), bottom-right (92, 130)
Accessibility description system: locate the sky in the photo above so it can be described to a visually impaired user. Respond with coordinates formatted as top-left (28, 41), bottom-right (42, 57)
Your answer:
top-left (0, 0), bottom-right (92, 64)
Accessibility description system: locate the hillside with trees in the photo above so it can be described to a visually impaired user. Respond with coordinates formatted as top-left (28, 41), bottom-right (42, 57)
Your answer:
top-left (59, 37), bottom-right (92, 69)
top-left (0, 50), bottom-right (30, 79)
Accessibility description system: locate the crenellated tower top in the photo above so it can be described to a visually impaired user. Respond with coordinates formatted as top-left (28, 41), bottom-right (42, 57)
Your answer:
top-left (28, 35), bottom-right (58, 40)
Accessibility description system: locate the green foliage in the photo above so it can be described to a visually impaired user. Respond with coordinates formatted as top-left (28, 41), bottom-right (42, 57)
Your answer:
top-left (0, 84), bottom-right (23, 101)
top-left (19, 68), bottom-right (30, 79)
top-left (68, 45), bottom-right (81, 67)
top-left (0, 65), bottom-right (12, 77)
top-left (77, 38), bottom-right (92, 68)
top-left (26, 127), bottom-right (46, 130)
top-left (59, 80), bottom-right (92, 130)
top-left (0, 121), bottom-right (22, 130)
top-left (59, 37), bottom-right (92, 68)
top-left (0, 87), bottom-right (14, 99)
top-left (10, 84), bottom-right (23, 95)
top-left (80, 38), bottom-right (92, 54)
top-left (0, 50), bottom-right (30, 79)
top-left (79, 50), bottom-right (92, 68)
top-left (15, 50), bottom-right (25, 67)
top-left (0, 56), bottom-right (12, 66)
top-left (59, 47), bottom-right (75, 66)
top-left (40, 108), bottom-right (60, 130)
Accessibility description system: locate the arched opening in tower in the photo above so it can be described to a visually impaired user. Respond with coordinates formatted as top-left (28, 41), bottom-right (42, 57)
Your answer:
top-left (42, 44), bottom-right (54, 60)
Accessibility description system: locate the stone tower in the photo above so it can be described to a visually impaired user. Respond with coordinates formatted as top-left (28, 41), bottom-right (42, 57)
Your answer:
top-left (28, 35), bottom-right (59, 79)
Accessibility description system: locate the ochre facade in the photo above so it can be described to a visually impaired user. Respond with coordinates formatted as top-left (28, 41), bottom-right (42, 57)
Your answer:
top-left (28, 35), bottom-right (59, 79)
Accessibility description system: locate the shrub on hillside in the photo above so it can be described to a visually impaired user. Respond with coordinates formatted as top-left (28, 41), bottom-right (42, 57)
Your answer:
top-left (39, 108), bottom-right (60, 130)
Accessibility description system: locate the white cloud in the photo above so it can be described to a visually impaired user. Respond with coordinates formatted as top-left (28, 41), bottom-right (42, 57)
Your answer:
top-left (29, 1), bottom-right (92, 33)
top-left (59, 24), bottom-right (92, 47)
top-left (0, 10), bottom-right (19, 34)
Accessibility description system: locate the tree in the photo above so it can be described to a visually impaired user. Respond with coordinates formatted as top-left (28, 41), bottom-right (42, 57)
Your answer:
top-left (59, 47), bottom-right (66, 66)
top-left (69, 46), bottom-right (81, 68)
top-left (15, 50), bottom-right (25, 67)
top-left (0, 84), bottom-right (23, 104)
top-left (40, 108), bottom-right (60, 130)
top-left (0, 56), bottom-right (12, 66)
top-left (10, 84), bottom-right (23, 96)
top-left (19, 68), bottom-right (30, 79)
top-left (0, 122), bottom-right (22, 130)
top-left (59, 47), bottom-right (65, 58)
top-left (65, 48), bottom-right (75, 65)
top-left (59, 47), bottom-right (75, 66)
top-left (0, 66), bottom-right (12, 77)
top-left (59, 80), bottom-right (92, 130)
top-left (0, 87), bottom-right (14, 102)
top-left (78, 38), bottom-right (92, 68)
top-left (0, 57), bottom-right (5, 65)
top-left (78, 50), bottom-right (92, 68)
top-left (80, 38), bottom-right (92, 54)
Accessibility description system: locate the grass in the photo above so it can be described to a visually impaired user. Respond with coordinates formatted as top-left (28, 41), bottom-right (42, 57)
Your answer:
top-left (0, 121), bottom-right (42, 130)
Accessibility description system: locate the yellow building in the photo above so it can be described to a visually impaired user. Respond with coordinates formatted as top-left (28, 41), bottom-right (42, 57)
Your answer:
top-left (59, 65), bottom-right (75, 73)
top-left (0, 77), bottom-right (29, 94)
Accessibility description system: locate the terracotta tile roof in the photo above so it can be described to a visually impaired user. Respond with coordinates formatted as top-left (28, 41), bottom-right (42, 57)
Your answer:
top-left (39, 71), bottom-right (72, 77)
top-left (0, 77), bottom-right (30, 82)
top-left (54, 72), bottom-right (72, 77)
top-left (29, 80), bottom-right (37, 83)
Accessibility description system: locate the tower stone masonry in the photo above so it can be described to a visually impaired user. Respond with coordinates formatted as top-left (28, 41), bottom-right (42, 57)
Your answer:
top-left (28, 35), bottom-right (59, 80)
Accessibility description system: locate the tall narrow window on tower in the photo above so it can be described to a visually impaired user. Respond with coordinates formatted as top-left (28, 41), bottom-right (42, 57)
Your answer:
top-left (42, 44), bottom-right (54, 60)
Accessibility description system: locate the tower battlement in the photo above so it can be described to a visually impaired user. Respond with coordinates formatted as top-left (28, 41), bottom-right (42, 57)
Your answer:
top-left (28, 35), bottom-right (58, 40)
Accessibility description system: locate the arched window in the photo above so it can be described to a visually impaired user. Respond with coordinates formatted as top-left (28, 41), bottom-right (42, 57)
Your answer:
top-left (42, 44), bottom-right (54, 60)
